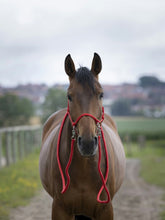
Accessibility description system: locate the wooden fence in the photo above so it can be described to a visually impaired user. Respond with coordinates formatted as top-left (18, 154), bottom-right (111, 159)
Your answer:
top-left (0, 125), bottom-right (42, 168)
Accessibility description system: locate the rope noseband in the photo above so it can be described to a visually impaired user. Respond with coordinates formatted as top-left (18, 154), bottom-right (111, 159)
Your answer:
top-left (56, 101), bottom-right (110, 204)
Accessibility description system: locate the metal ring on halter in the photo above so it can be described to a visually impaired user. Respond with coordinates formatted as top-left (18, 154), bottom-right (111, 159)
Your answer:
top-left (71, 126), bottom-right (76, 140)
top-left (97, 122), bottom-right (102, 136)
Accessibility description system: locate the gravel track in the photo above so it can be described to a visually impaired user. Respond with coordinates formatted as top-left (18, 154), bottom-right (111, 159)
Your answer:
top-left (113, 159), bottom-right (164, 220)
top-left (10, 159), bottom-right (164, 220)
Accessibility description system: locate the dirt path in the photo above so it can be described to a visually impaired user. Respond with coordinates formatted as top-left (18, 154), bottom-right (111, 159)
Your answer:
top-left (10, 159), bottom-right (164, 220)
top-left (113, 159), bottom-right (164, 220)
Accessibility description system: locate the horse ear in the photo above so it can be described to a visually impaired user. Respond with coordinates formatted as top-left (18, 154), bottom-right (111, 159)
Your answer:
top-left (64, 54), bottom-right (76, 79)
top-left (91, 53), bottom-right (102, 77)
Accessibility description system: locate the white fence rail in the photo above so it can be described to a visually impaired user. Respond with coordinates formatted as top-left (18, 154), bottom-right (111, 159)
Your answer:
top-left (0, 125), bottom-right (42, 168)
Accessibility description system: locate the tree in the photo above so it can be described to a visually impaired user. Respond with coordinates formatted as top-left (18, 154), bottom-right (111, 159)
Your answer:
top-left (111, 99), bottom-right (131, 116)
top-left (139, 76), bottom-right (163, 87)
top-left (0, 93), bottom-right (34, 127)
top-left (42, 88), bottom-right (67, 122)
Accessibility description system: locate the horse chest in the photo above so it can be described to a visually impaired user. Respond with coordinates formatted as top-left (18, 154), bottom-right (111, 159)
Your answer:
top-left (60, 185), bottom-right (99, 217)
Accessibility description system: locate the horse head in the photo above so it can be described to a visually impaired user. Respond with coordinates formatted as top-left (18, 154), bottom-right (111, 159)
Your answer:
top-left (65, 53), bottom-right (104, 157)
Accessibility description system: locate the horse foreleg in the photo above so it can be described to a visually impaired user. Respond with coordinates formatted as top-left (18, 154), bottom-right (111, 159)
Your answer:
top-left (52, 199), bottom-right (74, 220)
top-left (96, 202), bottom-right (113, 220)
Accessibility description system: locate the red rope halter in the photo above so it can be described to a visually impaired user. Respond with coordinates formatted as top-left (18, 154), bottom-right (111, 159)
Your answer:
top-left (56, 101), bottom-right (110, 204)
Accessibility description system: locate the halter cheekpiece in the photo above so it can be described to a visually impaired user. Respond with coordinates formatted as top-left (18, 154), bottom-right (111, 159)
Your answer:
top-left (56, 101), bottom-right (111, 204)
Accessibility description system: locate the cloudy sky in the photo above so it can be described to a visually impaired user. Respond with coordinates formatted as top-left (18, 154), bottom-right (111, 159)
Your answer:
top-left (0, 0), bottom-right (165, 86)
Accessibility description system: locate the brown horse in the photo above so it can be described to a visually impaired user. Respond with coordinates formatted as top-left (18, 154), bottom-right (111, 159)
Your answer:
top-left (39, 53), bottom-right (126, 220)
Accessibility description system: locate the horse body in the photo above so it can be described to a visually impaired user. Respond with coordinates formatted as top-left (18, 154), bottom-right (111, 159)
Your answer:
top-left (39, 53), bottom-right (126, 220)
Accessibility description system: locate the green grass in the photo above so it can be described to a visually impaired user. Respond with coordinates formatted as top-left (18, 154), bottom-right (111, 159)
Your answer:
top-left (0, 130), bottom-right (165, 219)
top-left (125, 140), bottom-right (165, 187)
top-left (0, 150), bottom-right (41, 220)
top-left (124, 140), bottom-right (165, 219)
top-left (125, 140), bottom-right (165, 158)
top-left (125, 141), bottom-right (165, 186)
top-left (114, 117), bottom-right (165, 140)
top-left (115, 117), bottom-right (165, 132)
top-left (141, 154), bottom-right (165, 219)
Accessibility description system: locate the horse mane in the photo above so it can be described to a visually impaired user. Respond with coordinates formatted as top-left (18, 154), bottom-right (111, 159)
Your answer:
top-left (75, 67), bottom-right (95, 92)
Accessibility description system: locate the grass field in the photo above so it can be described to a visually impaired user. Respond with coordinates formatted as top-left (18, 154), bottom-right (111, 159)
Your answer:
top-left (0, 150), bottom-right (41, 220)
top-left (124, 140), bottom-right (165, 219)
top-left (114, 117), bottom-right (165, 140)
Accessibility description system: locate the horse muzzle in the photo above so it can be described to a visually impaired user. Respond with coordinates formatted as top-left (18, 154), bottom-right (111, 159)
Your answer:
top-left (77, 135), bottom-right (98, 157)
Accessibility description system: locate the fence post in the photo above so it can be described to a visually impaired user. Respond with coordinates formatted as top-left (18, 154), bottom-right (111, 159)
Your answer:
top-left (18, 131), bottom-right (24, 159)
top-left (24, 131), bottom-right (31, 156)
top-left (30, 130), bottom-right (34, 152)
top-left (37, 129), bottom-right (41, 148)
top-left (5, 132), bottom-right (11, 166)
top-left (138, 135), bottom-right (146, 150)
top-left (0, 125), bottom-right (41, 168)
top-left (11, 132), bottom-right (17, 163)
top-left (27, 130), bottom-right (31, 153)
top-left (0, 133), bottom-right (2, 168)
top-left (24, 131), bottom-right (27, 156)
top-left (14, 131), bottom-right (18, 162)
top-left (34, 129), bottom-right (41, 149)
top-left (125, 134), bottom-right (132, 156)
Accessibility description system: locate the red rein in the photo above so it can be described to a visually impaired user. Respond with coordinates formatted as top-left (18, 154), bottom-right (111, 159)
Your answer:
top-left (56, 101), bottom-right (110, 204)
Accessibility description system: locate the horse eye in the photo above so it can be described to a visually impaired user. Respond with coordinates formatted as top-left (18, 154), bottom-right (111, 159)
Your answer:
top-left (99, 93), bottom-right (104, 99)
top-left (67, 94), bottom-right (72, 102)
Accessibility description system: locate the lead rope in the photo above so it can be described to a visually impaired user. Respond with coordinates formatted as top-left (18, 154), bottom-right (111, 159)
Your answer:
top-left (56, 101), bottom-right (111, 203)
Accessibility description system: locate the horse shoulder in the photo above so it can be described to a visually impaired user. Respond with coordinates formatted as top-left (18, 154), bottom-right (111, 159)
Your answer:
top-left (103, 113), bottom-right (126, 193)
top-left (104, 113), bottom-right (118, 132)
top-left (40, 109), bottom-right (67, 196)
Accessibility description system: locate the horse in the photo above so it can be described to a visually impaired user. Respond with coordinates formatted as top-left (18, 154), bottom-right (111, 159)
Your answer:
top-left (39, 53), bottom-right (126, 220)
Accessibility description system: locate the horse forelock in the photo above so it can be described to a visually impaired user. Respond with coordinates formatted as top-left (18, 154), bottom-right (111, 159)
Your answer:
top-left (75, 67), bottom-right (95, 92)
top-left (75, 67), bottom-right (102, 94)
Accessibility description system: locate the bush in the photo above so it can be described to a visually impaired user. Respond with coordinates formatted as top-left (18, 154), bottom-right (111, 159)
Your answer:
top-left (42, 88), bottom-right (67, 122)
top-left (0, 94), bottom-right (34, 127)
top-left (111, 99), bottom-right (132, 116)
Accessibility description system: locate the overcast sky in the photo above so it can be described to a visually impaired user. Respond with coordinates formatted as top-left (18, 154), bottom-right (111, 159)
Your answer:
top-left (0, 0), bottom-right (165, 86)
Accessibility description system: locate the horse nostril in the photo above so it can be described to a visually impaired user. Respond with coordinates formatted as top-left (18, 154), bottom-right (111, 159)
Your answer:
top-left (78, 136), bottom-right (82, 147)
top-left (94, 136), bottom-right (98, 146)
